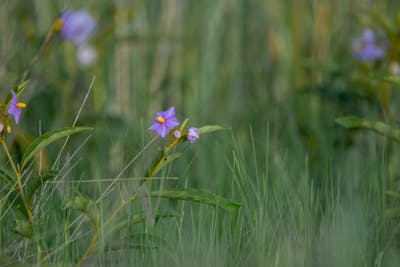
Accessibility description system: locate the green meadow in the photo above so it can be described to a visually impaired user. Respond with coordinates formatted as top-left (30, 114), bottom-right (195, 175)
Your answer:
top-left (1, 0), bottom-right (400, 266)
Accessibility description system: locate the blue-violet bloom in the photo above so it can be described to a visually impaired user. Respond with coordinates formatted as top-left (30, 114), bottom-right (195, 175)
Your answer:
top-left (8, 90), bottom-right (26, 124)
top-left (187, 127), bottom-right (199, 143)
top-left (60, 10), bottom-right (96, 45)
top-left (149, 106), bottom-right (180, 138)
top-left (353, 28), bottom-right (386, 62)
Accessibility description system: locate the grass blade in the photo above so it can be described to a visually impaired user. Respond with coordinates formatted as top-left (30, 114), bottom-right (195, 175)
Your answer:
top-left (150, 188), bottom-right (241, 211)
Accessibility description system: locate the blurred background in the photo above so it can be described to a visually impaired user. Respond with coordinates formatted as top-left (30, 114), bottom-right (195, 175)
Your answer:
top-left (2, 0), bottom-right (400, 266)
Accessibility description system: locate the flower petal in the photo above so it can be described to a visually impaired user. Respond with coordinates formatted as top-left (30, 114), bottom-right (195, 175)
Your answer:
top-left (158, 124), bottom-right (169, 138)
top-left (164, 106), bottom-right (176, 119)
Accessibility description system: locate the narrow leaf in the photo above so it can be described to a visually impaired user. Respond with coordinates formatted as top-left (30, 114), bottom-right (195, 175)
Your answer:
top-left (150, 189), bottom-right (241, 211)
top-left (151, 152), bottom-right (181, 176)
top-left (21, 127), bottom-right (92, 169)
top-left (336, 116), bottom-right (400, 142)
top-left (1, 177), bottom-right (28, 219)
top-left (0, 168), bottom-right (14, 184)
top-left (198, 125), bottom-right (228, 136)
top-left (14, 220), bottom-right (33, 239)
top-left (5, 190), bottom-right (28, 219)
top-left (335, 116), bottom-right (363, 128)
top-left (108, 211), bottom-right (177, 237)
top-left (25, 170), bottom-right (58, 208)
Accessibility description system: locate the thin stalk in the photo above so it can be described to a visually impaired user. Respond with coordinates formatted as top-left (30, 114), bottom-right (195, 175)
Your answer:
top-left (77, 150), bottom-right (168, 266)
top-left (17, 25), bottom-right (56, 86)
top-left (1, 140), bottom-right (33, 221)
top-left (77, 221), bottom-right (99, 267)
top-left (104, 152), bottom-right (166, 227)
top-left (1, 140), bottom-right (19, 177)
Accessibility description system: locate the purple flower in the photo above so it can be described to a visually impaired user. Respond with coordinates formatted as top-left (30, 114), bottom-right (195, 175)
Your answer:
top-left (187, 127), bottom-right (199, 143)
top-left (8, 90), bottom-right (26, 124)
top-left (60, 10), bottom-right (96, 45)
top-left (353, 28), bottom-right (386, 62)
top-left (149, 106), bottom-right (180, 138)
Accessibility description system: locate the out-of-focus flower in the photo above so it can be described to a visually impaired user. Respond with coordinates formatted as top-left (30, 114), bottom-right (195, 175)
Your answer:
top-left (390, 62), bottom-right (400, 76)
top-left (59, 10), bottom-right (96, 45)
top-left (77, 45), bottom-right (97, 67)
top-left (0, 122), bottom-right (4, 133)
top-left (149, 106), bottom-right (180, 138)
top-left (174, 130), bottom-right (181, 139)
top-left (8, 90), bottom-right (26, 124)
top-left (187, 127), bottom-right (199, 143)
top-left (352, 28), bottom-right (386, 62)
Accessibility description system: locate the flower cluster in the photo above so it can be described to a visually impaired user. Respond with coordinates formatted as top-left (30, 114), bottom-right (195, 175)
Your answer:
top-left (352, 28), bottom-right (386, 62)
top-left (149, 106), bottom-right (200, 144)
top-left (55, 9), bottom-right (97, 67)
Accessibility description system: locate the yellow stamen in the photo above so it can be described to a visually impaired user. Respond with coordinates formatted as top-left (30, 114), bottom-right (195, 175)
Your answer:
top-left (53, 19), bottom-right (64, 32)
top-left (157, 116), bottom-right (165, 124)
top-left (16, 102), bottom-right (26, 109)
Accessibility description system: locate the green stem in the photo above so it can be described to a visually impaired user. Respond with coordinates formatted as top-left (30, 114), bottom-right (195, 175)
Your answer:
top-left (77, 151), bottom-right (168, 266)
top-left (77, 221), bottom-right (99, 267)
top-left (1, 140), bottom-right (32, 222)
top-left (104, 152), bottom-right (167, 227)
top-left (1, 140), bottom-right (19, 177)
top-left (17, 26), bottom-right (56, 87)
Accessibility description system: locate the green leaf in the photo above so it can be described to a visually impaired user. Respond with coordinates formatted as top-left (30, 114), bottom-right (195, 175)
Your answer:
top-left (198, 125), bottom-right (228, 136)
top-left (14, 220), bottom-right (33, 239)
top-left (0, 170), bottom-right (45, 220)
top-left (15, 80), bottom-right (30, 95)
top-left (108, 211), bottom-right (177, 237)
top-left (335, 116), bottom-right (400, 142)
top-left (106, 233), bottom-right (169, 251)
top-left (66, 195), bottom-right (98, 228)
top-left (151, 152), bottom-right (181, 176)
top-left (3, 188), bottom-right (28, 219)
top-left (0, 168), bottom-right (14, 184)
top-left (21, 126), bottom-right (92, 169)
top-left (0, 175), bottom-right (28, 219)
top-left (335, 116), bottom-right (363, 128)
top-left (149, 189), bottom-right (241, 211)
top-left (24, 170), bottom-right (58, 208)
